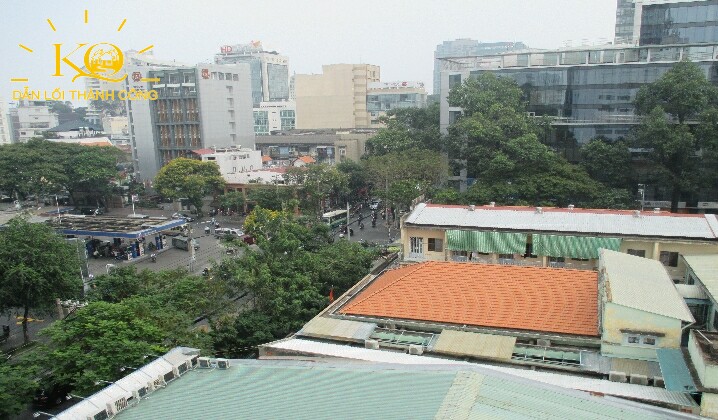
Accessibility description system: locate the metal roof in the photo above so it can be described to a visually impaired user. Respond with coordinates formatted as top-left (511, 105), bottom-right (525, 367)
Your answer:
top-left (50, 216), bottom-right (186, 239)
top-left (656, 349), bottom-right (698, 393)
top-left (298, 317), bottom-right (376, 341)
top-left (262, 339), bottom-right (698, 412)
top-left (432, 330), bottom-right (516, 361)
top-left (601, 250), bottom-right (694, 322)
top-left (683, 255), bottom-right (718, 300)
top-left (405, 203), bottom-right (718, 240)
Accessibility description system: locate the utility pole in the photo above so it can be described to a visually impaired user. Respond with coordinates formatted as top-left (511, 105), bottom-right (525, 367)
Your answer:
top-left (346, 201), bottom-right (350, 241)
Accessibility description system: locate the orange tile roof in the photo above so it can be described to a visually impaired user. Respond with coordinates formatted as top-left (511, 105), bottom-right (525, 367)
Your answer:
top-left (262, 156), bottom-right (272, 162)
top-left (340, 261), bottom-right (599, 336)
top-left (298, 156), bottom-right (315, 164)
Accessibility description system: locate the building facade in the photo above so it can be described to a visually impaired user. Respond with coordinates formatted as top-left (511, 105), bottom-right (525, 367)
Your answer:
top-left (214, 42), bottom-right (289, 106)
top-left (616, 0), bottom-right (718, 46)
top-left (124, 63), bottom-right (255, 181)
top-left (194, 146), bottom-right (262, 176)
top-left (367, 81), bottom-right (428, 127)
top-left (440, 42), bottom-right (718, 147)
top-left (615, 0), bottom-right (638, 44)
top-left (255, 129), bottom-right (376, 165)
top-left (295, 64), bottom-right (380, 129)
top-left (0, 98), bottom-right (11, 145)
top-left (8, 100), bottom-right (59, 142)
top-left (253, 101), bottom-right (296, 135)
top-left (433, 39), bottom-right (528, 95)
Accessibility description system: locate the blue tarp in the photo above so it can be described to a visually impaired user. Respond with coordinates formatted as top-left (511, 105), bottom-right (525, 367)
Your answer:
top-left (656, 348), bottom-right (698, 393)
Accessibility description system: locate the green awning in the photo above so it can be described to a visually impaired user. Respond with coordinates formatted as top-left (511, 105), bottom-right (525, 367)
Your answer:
top-left (446, 230), bottom-right (527, 254)
top-left (533, 234), bottom-right (621, 259)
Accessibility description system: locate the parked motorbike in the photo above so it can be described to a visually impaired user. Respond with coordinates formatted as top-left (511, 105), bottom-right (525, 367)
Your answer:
top-left (150, 253), bottom-right (157, 263)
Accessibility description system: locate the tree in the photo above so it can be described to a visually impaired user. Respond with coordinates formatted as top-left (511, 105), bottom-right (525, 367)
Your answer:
top-left (445, 73), bottom-right (627, 208)
top-left (246, 186), bottom-right (295, 211)
top-left (0, 360), bottom-right (39, 419)
top-left (35, 301), bottom-right (167, 395)
top-left (365, 103), bottom-right (443, 156)
top-left (154, 158), bottom-right (225, 216)
top-left (219, 191), bottom-right (245, 214)
top-left (364, 148), bottom-right (447, 209)
top-left (633, 61), bottom-right (718, 212)
top-left (0, 218), bottom-right (82, 343)
top-left (580, 138), bottom-right (633, 189)
top-left (336, 160), bottom-right (368, 202)
top-left (284, 164), bottom-right (348, 216)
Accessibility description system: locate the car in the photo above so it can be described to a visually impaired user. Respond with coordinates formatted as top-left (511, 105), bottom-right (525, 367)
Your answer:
top-left (369, 199), bottom-right (382, 210)
top-left (172, 212), bottom-right (195, 222)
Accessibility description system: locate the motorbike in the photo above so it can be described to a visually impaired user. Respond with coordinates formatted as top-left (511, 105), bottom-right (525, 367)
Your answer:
top-left (150, 253), bottom-right (157, 263)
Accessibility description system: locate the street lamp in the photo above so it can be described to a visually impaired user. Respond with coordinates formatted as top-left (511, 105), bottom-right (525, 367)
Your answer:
top-left (638, 183), bottom-right (646, 211)
top-left (33, 412), bottom-right (55, 418)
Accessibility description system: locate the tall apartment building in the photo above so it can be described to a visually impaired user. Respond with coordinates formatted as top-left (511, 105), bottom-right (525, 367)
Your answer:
top-left (295, 64), bottom-right (380, 129)
top-left (214, 42), bottom-right (289, 106)
top-left (614, 0), bottom-right (718, 46)
top-left (253, 101), bottom-right (296, 135)
top-left (367, 81), bottom-right (428, 127)
top-left (8, 101), bottom-right (59, 142)
top-left (433, 39), bottom-right (528, 95)
top-left (0, 98), bottom-right (11, 145)
top-left (124, 63), bottom-right (255, 181)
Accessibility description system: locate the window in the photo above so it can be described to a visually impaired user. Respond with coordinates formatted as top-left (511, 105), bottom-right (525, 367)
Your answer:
top-left (498, 253), bottom-right (514, 260)
top-left (410, 237), bottom-right (423, 256)
top-left (627, 336), bottom-right (640, 344)
top-left (643, 337), bottom-right (656, 346)
top-left (524, 243), bottom-right (537, 258)
top-left (226, 86), bottom-right (233, 94)
top-left (227, 98), bottom-right (234, 107)
top-left (659, 251), bottom-right (679, 267)
top-left (627, 249), bottom-right (646, 257)
top-left (428, 238), bottom-right (443, 252)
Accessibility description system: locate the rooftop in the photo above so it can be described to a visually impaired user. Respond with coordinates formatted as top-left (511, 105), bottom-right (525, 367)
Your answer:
top-left (339, 261), bottom-right (599, 337)
top-left (405, 203), bottom-right (718, 240)
top-left (47, 119), bottom-right (103, 132)
top-left (49, 215), bottom-right (186, 239)
top-left (56, 347), bottom-right (693, 420)
top-left (683, 255), bottom-right (718, 300)
top-left (601, 250), bottom-right (694, 322)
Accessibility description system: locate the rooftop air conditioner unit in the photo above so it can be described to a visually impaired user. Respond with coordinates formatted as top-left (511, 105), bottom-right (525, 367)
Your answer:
top-left (630, 374), bottom-right (648, 386)
top-left (567, 204), bottom-right (575, 210)
top-left (172, 366), bottom-right (181, 377)
top-left (216, 358), bottom-right (231, 369)
top-left (653, 376), bottom-right (665, 388)
top-left (365, 339), bottom-right (380, 350)
top-left (408, 345), bottom-right (423, 355)
top-left (489, 202), bottom-right (495, 207)
top-left (653, 207), bottom-right (661, 213)
top-left (535, 207), bottom-right (543, 214)
top-left (609, 371), bottom-right (627, 383)
top-left (632, 210), bottom-right (640, 218)
top-left (536, 338), bottom-right (551, 347)
top-left (468, 205), bottom-right (475, 211)
top-left (198, 357), bottom-right (212, 368)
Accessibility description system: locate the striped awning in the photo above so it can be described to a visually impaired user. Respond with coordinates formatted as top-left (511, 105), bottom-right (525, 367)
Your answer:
top-left (446, 230), bottom-right (527, 254)
top-left (533, 234), bottom-right (621, 259)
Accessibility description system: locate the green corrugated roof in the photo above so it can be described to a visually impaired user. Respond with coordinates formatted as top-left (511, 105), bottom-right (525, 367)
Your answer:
top-left (447, 230), bottom-right (527, 254)
top-left (656, 348), bottom-right (698, 393)
top-left (112, 361), bottom-right (682, 419)
top-left (534, 234), bottom-right (621, 259)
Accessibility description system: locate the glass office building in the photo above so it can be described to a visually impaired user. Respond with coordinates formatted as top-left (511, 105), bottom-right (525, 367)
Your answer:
top-left (441, 43), bottom-right (718, 151)
top-left (639, 0), bottom-right (718, 45)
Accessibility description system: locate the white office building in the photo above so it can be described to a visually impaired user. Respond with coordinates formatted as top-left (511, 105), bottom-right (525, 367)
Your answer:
top-left (8, 100), bottom-right (59, 142)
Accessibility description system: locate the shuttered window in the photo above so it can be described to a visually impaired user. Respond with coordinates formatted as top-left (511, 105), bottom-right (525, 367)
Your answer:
top-left (446, 230), bottom-right (527, 254)
top-left (533, 234), bottom-right (621, 259)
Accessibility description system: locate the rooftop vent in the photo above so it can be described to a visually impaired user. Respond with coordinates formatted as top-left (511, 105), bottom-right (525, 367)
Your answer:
top-left (633, 210), bottom-right (641, 218)
top-left (653, 207), bottom-right (660, 213)
top-left (567, 204), bottom-right (574, 210)
top-left (535, 207), bottom-right (543, 214)
top-left (489, 202), bottom-right (495, 207)
top-left (365, 339), bottom-right (380, 350)
top-left (468, 205), bottom-right (475, 211)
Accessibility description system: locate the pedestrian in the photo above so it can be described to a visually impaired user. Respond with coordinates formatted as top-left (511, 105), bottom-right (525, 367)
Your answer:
top-left (349, 228), bottom-right (354, 236)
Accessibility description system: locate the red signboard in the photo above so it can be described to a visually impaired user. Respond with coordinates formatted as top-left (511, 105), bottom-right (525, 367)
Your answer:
top-left (132, 72), bottom-right (141, 82)
top-left (220, 45), bottom-right (232, 54)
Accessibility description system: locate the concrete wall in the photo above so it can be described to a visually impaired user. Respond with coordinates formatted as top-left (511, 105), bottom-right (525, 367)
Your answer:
top-left (601, 303), bottom-right (682, 361)
top-left (295, 64), bottom-right (379, 129)
top-left (701, 393), bottom-right (718, 419)
top-left (402, 226), bottom-right (448, 262)
top-left (688, 331), bottom-right (718, 389)
top-left (620, 239), bottom-right (718, 281)
top-left (125, 65), bottom-right (158, 181)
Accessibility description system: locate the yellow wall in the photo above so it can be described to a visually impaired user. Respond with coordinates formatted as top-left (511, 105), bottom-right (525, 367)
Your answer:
top-left (688, 331), bottom-right (718, 389)
top-left (701, 393), bottom-right (718, 419)
top-left (400, 225), bottom-right (718, 274)
top-left (601, 303), bottom-right (682, 361)
top-left (295, 64), bottom-right (380, 129)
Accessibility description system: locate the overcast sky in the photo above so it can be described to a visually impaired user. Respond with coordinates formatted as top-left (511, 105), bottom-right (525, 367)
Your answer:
top-left (1, 0), bottom-right (617, 105)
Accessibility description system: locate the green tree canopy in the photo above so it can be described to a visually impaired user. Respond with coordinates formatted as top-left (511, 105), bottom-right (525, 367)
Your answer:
top-left (0, 218), bottom-right (82, 343)
top-left (284, 164), bottom-right (348, 216)
top-left (0, 360), bottom-right (39, 418)
top-left (580, 138), bottom-right (633, 189)
top-left (633, 61), bottom-right (718, 211)
top-left (219, 191), bottom-right (245, 214)
top-left (365, 103), bottom-right (443, 156)
top-left (154, 158), bottom-right (225, 216)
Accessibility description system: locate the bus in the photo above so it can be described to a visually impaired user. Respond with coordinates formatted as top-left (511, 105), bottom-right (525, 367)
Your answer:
top-left (322, 209), bottom-right (348, 228)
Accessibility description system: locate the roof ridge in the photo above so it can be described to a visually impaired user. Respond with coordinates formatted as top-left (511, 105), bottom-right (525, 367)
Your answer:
top-left (343, 262), bottom-right (433, 311)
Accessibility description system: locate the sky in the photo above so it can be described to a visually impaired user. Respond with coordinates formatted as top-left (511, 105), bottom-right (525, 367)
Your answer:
top-left (0, 0), bottom-right (617, 105)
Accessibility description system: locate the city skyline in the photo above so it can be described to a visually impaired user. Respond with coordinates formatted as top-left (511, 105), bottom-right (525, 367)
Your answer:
top-left (0, 0), bottom-right (617, 104)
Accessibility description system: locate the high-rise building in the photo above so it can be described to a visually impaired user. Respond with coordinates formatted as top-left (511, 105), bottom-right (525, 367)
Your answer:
top-left (253, 101), bottom-right (296, 135)
top-left (124, 63), bottom-right (255, 181)
top-left (614, 0), bottom-right (718, 46)
top-left (367, 81), bottom-right (428, 127)
top-left (8, 100), bottom-right (59, 142)
top-left (295, 64), bottom-right (380, 129)
top-left (0, 98), bottom-right (11, 145)
top-left (433, 39), bottom-right (529, 95)
top-left (214, 42), bottom-right (289, 106)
